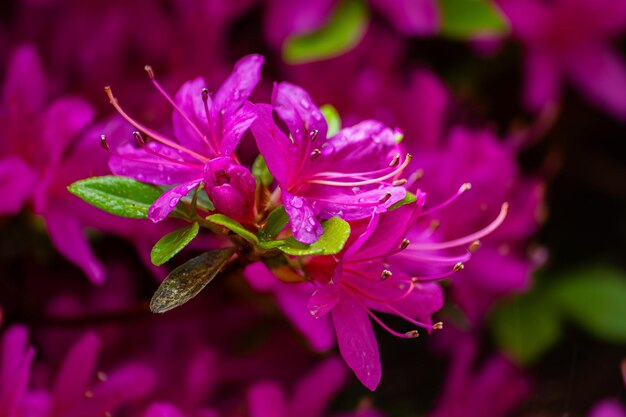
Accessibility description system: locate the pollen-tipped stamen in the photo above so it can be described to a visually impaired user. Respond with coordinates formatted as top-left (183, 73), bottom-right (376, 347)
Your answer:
top-left (419, 182), bottom-right (472, 217)
top-left (100, 134), bottom-right (110, 151)
top-left (308, 154), bottom-right (412, 187)
top-left (104, 86), bottom-right (209, 163)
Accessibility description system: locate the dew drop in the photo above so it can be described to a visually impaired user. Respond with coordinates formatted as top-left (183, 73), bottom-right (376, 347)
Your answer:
top-left (232, 89), bottom-right (241, 99)
top-left (169, 198), bottom-right (180, 207)
top-left (290, 196), bottom-right (304, 208)
top-left (311, 111), bottom-right (322, 121)
top-left (300, 99), bottom-right (310, 109)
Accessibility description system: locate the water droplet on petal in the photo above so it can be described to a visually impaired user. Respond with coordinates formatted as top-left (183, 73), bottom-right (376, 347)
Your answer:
top-left (311, 111), bottom-right (322, 121)
top-left (233, 89), bottom-right (241, 99)
top-left (290, 196), bottom-right (304, 208)
top-left (169, 198), bottom-right (180, 207)
top-left (300, 99), bottom-right (310, 109)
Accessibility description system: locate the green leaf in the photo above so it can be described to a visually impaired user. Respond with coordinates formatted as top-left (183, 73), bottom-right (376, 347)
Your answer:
top-left (279, 217), bottom-right (350, 256)
top-left (547, 266), bottom-right (626, 343)
top-left (282, 0), bottom-right (369, 64)
top-left (389, 191), bottom-right (417, 210)
top-left (150, 248), bottom-right (234, 313)
top-left (320, 104), bottom-right (342, 137)
top-left (68, 176), bottom-right (163, 218)
top-left (252, 155), bottom-right (274, 187)
top-left (491, 294), bottom-right (561, 365)
top-left (438, 0), bottom-right (509, 40)
top-left (263, 206), bottom-right (289, 239)
top-left (150, 223), bottom-right (200, 266)
top-left (206, 214), bottom-right (259, 244)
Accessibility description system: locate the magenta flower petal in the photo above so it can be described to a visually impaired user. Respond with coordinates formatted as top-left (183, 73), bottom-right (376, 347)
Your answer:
top-left (590, 401), bottom-right (626, 417)
top-left (44, 207), bottom-right (106, 285)
top-left (212, 54), bottom-right (264, 118)
top-left (0, 156), bottom-right (37, 215)
top-left (220, 104), bottom-right (257, 156)
top-left (308, 282), bottom-right (341, 319)
top-left (109, 143), bottom-right (201, 185)
top-left (332, 294), bottom-right (381, 391)
top-left (2, 44), bottom-right (46, 111)
top-left (247, 103), bottom-right (291, 184)
top-left (248, 381), bottom-right (288, 417)
top-left (148, 179), bottom-right (202, 222)
top-left (566, 45), bottom-right (626, 120)
top-left (523, 51), bottom-right (561, 111)
top-left (144, 403), bottom-right (188, 417)
top-left (283, 191), bottom-right (324, 244)
top-left (52, 332), bottom-right (99, 407)
top-left (0, 326), bottom-right (35, 417)
top-left (42, 97), bottom-right (94, 165)
top-left (272, 82), bottom-right (328, 145)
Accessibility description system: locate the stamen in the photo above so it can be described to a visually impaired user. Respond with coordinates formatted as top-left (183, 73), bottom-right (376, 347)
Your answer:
top-left (405, 330), bottom-right (420, 338)
top-left (144, 66), bottom-right (217, 156)
top-left (96, 371), bottom-right (108, 382)
top-left (453, 262), bottom-right (465, 272)
top-left (469, 240), bottom-right (481, 252)
top-left (386, 304), bottom-right (443, 331)
top-left (310, 149), bottom-right (321, 160)
top-left (84, 390), bottom-right (94, 398)
top-left (393, 179), bottom-right (407, 186)
top-left (100, 134), bottom-right (109, 151)
top-left (420, 182), bottom-right (472, 217)
top-left (309, 129), bottom-right (319, 141)
top-left (381, 270), bottom-right (392, 280)
top-left (433, 322), bottom-right (443, 330)
top-left (307, 154), bottom-right (412, 187)
top-left (104, 86), bottom-right (209, 163)
top-left (401, 239), bottom-right (410, 249)
top-left (379, 192), bottom-right (392, 204)
top-left (389, 153), bottom-right (400, 167)
top-left (133, 131), bottom-right (146, 147)
top-left (410, 203), bottom-right (509, 251)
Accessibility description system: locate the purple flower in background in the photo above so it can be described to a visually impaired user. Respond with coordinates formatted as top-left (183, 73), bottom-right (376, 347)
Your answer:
top-left (429, 333), bottom-right (529, 417)
top-left (108, 54), bottom-right (263, 224)
top-left (498, 0), bottom-right (626, 119)
top-left (591, 401), bottom-right (626, 417)
top-left (0, 326), bottom-right (34, 416)
top-left (248, 82), bottom-right (408, 243)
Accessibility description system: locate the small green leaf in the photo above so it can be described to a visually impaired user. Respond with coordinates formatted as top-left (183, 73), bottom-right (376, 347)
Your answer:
top-left (283, 0), bottom-right (369, 64)
top-left (320, 104), bottom-right (342, 137)
top-left (548, 266), bottom-right (626, 343)
top-left (438, 0), bottom-right (509, 40)
top-left (263, 206), bottom-right (289, 239)
top-left (252, 155), bottom-right (274, 187)
top-left (150, 223), bottom-right (200, 266)
top-left (206, 214), bottom-right (259, 244)
top-left (68, 176), bottom-right (163, 218)
top-left (150, 248), bottom-right (234, 313)
top-left (279, 217), bottom-right (350, 256)
top-left (389, 191), bottom-right (417, 210)
top-left (491, 294), bottom-right (561, 365)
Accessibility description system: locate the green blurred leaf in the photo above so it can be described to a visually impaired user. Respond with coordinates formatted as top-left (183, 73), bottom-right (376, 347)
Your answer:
top-left (438, 0), bottom-right (509, 39)
top-left (263, 206), bottom-right (289, 239)
top-left (150, 248), bottom-right (234, 313)
top-left (206, 214), bottom-right (259, 244)
top-left (491, 293), bottom-right (561, 365)
top-left (68, 176), bottom-right (162, 218)
top-left (548, 266), bottom-right (626, 343)
top-left (150, 223), bottom-right (200, 266)
top-left (320, 104), bottom-right (342, 137)
top-left (283, 0), bottom-right (369, 64)
top-left (389, 191), bottom-right (417, 210)
top-left (279, 217), bottom-right (350, 255)
top-left (252, 155), bottom-right (274, 187)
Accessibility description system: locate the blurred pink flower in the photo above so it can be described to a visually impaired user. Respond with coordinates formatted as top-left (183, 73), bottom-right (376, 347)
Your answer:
top-left (498, 0), bottom-right (626, 119)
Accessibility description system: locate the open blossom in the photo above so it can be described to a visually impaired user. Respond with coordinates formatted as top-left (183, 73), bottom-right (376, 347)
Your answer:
top-left (497, 0), bottom-right (626, 119)
top-left (305, 197), bottom-right (508, 390)
top-left (248, 82), bottom-right (408, 244)
top-left (108, 54), bottom-right (263, 224)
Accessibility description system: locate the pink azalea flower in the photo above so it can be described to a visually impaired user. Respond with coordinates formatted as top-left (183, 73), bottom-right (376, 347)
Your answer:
top-left (591, 401), bottom-right (626, 417)
top-left (108, 54), bottom-right (264, 224)
top-left (248, 82), bottom-right (408, 243)
top-left (497, 0), bottom-right (626, 119)
top-left (429, 333), bottom-right (529, 417)
top-left (306, 198), bottom-right (508, 390)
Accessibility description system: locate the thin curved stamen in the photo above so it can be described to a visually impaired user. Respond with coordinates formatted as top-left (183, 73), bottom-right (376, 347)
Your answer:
top-left (201, 88), bottom-right (222, 156)
top-left (346, 289), bottom-right (418, 339)
top-left (145, 66), bottom-right (215, 155)
top-left (394, 250), bottom-right (471, 266)
top-left (307, 154), bottom-right (412, 187)
top-left (312, 156), bottom-right (403, 180)
top-left (419, 183), bottom-right (472, 217)
top-left (343, 276), bottom-right (416, 304)
top-left (409, 203), bottom-right (509, 251)
top-left (105, 86), bottom-right (209, 163)
top-left (410, 267), bottom-right (461, 282)
top-left (385, 304), bottom-right (441, 331)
